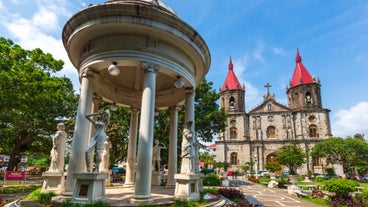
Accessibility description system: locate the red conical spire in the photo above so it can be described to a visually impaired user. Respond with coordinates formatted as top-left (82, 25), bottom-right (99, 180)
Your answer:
top-left (229, 57), bottom-right (233, 70)
top-left (296, 48), bottom-right (302, 63)
top-left (290, 49), bottom-right (313, 87)
top-left (221, 57), bottom-right (244, 92)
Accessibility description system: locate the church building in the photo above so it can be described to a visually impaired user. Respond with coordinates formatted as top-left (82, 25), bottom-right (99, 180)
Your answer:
top-left (215, 49), bottom-right (332, 175)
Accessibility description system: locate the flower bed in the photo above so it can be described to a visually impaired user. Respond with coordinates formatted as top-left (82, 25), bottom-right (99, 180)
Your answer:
top-left (218, 188), bottom-right (262, 207)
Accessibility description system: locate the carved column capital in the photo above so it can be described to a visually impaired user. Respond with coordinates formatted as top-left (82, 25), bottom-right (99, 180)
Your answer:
top-left (185, 87), bottom-right (194, 95)
top-left (80, 67), bottom-right (96, 78)
top-left (168, 105), bottom-right (180, 112)
top-left (141, 62), bottom-right (160, 73)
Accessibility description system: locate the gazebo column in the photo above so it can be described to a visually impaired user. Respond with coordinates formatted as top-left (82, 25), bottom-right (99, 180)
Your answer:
top-left (166, 106), bottom-right (179, 187)
top-left (184, 88), bottom-right (195, 140)
top-left (184, 88), bottom-right (195, 173)
top-left (64, 68), bottom-right (94, 195)
top-left (87, 97), bottom-right (100, 172)
top-left (124, 108), bottom-right (139, 186)
top-left (174, 87), bottom-right (200, 201)
top-left (131, 63), bottom-right (159, 205)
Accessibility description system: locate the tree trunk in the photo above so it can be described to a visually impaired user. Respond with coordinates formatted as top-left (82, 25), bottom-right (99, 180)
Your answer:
top-left (7, 132), bottom-right (26, 171)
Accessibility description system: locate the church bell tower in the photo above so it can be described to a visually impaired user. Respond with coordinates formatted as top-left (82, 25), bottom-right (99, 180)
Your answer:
top-left (286, 49), bottom-right (323, 111)
top-left (220, 57), bottom-right (245, 113)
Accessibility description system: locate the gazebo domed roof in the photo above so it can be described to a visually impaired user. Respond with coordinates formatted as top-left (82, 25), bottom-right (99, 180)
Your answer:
top-left (62, 0), bottom-right (210, 109)
top-left (105, 0), bottom-right (177, 17)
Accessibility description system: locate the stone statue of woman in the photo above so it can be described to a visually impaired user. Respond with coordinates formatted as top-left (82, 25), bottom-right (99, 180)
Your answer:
top-left (47, 123), bottom-right (67, 173)
top-left (99, 136), bottom-right (112, 172)
top-left (152, 139), bottom-right (167, 172)
top-left (180, 121), bottom-right (195, 174)
top-left (85, 110), bottom-right (110, 173)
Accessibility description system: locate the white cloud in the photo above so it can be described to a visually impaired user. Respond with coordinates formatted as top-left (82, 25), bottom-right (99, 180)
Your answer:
top-left (230, 55), bottom-right (262, 111)
top-left (332, 101), bottom-right (368, 138)
top-left (0, 1), bottom-right (3, 11)
top-left (32, 7), bottom-right (59, 31)
top-left (233, 54), bottom-right (249, 76)
top-left (3, 2), bottom-right (79, 90)
top-left (244, 82), bottom-right (262, 111)
top-left (271, 47), bottom-right (286, 56)
top-left (252, 41), bottom-right (265, 62)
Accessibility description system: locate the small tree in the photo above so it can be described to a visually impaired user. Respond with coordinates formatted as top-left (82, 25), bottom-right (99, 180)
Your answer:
top-left (264, 161), bottom-right (282, 173)
top-left (223, 161), bottom-right (230, 172)
top-left (199, 151), bottom-right (215, 169)
top-left (213, 161), bottom-right (230, 175)
top-left (213, 162), bottom-right (223, 174)
top-left (275, 145), bottom-right (306, 175)
top-left (240, 161), bottom-right (253, 175)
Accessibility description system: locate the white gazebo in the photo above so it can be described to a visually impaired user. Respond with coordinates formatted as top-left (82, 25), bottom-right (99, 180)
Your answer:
top-left (62, 0), bottom-right (210, 204)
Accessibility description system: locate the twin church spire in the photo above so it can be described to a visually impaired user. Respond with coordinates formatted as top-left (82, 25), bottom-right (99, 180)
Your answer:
top-left (221, 49), bottom-right (316, 94)
top-left (221, 49), bottom-right (322, 111)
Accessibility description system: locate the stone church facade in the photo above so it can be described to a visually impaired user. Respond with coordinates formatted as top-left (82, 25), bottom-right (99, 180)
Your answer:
top-left (215, 50), bottom-right (332, 175)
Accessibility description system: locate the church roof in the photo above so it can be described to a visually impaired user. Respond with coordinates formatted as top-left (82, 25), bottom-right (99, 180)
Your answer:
top-left (249, 97), bottom-right (290, 114)
top-left (221, 57), bottom-right (244, 92)
top-left (290, 49), bottom-right (314, 87)
top-left (207, 143), bottom-right (216, 149)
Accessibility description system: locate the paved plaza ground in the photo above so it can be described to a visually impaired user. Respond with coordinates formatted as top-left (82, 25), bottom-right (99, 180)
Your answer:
top-left (2, 177), bottom-right (327, 207)
top-left (103, 178), bottom-right (326, 207)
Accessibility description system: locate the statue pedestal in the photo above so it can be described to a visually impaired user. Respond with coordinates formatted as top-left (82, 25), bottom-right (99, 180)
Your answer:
top-left (151, 171), bottom-right (161, 186)
top-left (174, 174), bottom-right (200, 201)
top-left (41, 171), bottom-right (65, 194)
top-left (72, 173), bottom-right (108, 204)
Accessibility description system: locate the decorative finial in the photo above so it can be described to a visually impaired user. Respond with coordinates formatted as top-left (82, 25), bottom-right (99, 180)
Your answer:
top-left (229, 57), bottom-right (233, 70)
top-left (296, 48), bottom-right (302, 63)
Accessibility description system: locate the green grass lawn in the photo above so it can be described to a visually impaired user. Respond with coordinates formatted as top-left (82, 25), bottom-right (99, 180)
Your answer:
top-left (1, 184), bottom-right (41, 194)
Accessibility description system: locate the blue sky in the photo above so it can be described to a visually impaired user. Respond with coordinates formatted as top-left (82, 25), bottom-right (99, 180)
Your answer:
top-left (0, 0), bottom-right (367, 138)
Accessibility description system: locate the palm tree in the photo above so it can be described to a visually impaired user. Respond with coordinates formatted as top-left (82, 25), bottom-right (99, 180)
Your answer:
top-left (240, 161), bottom-right (254, 175)
top-left (199, 151), bottom-right (215, 169)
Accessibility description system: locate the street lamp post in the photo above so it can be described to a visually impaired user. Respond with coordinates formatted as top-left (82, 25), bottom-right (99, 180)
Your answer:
top-left (254, 155), bottom-right (258, 179)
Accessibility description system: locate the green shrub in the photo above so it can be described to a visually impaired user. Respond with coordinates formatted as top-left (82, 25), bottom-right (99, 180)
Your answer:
top-left (258, 177), bottom-right (270, 184)
top-left (23, 188), bottom-right (56, 205)
top-left (276, 177), bottom-right (290, 188)
top-left (360, 188), bottom-right (368, 206)
top-left (322, 178), bottom-right (359, 196)
top-left (173, 200), bottom-right (198, 207)
top-left (202, 188), bottom-right (218, 194)
top-left (325, 168), bottom-right (335, 175)
top-left (202, 173), bottom-right (221, 186)
top-left (315, 176), bottom-right (324, 182)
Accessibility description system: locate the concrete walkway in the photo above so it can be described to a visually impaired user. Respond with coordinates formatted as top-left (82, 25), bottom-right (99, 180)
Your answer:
top-left (3, 179), bottom-right (327, 207)
top-left (229, 179), bottom-right (326, 207)
top-left (103, 179), bottom-right (326, 207)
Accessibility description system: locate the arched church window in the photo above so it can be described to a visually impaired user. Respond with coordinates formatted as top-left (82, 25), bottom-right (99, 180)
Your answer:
top-left (312, 155), bottom-right (321, 166)
top-left (305, 92), bottom-right (312, 104)
top-left (309, 124), bottom-right (319, 137)
top-left (267, 126), bottom-right (276, 138)
top-left (230, 127), bottom-right (237, 139)
top-left (229, 97), bottom-right (235, 109)
top-left (267, 104), bottom-right (272, 111)
top-left (230, 152), bottom-right (238, 165)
